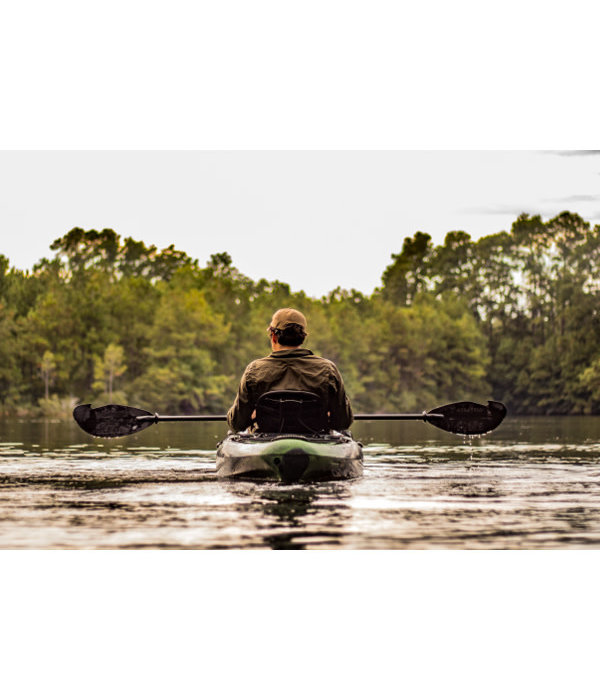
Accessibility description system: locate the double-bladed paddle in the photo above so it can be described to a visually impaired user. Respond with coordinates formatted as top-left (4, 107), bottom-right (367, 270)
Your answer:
top-left (73, 400), bottom-right (507, 438)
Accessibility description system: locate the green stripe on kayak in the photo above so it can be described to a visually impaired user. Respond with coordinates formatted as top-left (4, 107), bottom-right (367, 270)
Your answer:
top-left (216, 435), bottom-right (363, 482)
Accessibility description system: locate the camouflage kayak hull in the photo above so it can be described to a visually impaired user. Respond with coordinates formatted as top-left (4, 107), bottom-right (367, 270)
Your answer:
top-left (216, 432), bottom-right (363, 482)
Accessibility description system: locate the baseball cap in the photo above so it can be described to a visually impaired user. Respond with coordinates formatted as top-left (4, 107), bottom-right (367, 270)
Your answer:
top-left (268, 308), bottom-right (308, 332)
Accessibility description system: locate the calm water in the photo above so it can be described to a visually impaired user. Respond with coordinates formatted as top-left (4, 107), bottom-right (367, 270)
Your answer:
top-left (1, 416), bottom-right (600, 549)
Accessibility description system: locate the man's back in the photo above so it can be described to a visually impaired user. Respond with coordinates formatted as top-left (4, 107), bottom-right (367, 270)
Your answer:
top-left (227, 347), bottom-right (353, 432)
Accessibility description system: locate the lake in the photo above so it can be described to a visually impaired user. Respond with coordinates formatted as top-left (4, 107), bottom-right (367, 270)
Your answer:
top-left (1, 415), bottom-right (600, 549)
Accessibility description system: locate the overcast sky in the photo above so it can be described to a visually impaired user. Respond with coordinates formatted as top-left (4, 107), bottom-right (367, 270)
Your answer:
top-left (1, 149), bottom-right (599, 298)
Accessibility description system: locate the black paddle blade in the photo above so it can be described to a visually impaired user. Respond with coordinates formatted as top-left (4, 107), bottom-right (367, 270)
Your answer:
top-left (425, 400), bottom-right (507, 435)
top-left (73, 404), bottom-right (156, 438)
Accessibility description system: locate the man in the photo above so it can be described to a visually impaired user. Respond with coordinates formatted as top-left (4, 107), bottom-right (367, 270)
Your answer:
top-left (227, 308), bottom-right (353, 432)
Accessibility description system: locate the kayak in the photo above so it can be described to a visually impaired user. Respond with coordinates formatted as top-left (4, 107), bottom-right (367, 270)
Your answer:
top-left (215, 430), bottom-right (364, 482)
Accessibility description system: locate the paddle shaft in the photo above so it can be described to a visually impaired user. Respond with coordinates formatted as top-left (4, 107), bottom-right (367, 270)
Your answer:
top-left (137, 414), bottom-right (227, 423)
top-left (354, 413), bottom-right (442, 420)
top-left (137, 413), bottom-right (444, 423)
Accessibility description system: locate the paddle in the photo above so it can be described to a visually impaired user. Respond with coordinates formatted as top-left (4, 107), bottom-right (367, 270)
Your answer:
top-left (355, 400), bottom-right (507, 435)
top-left (73, 400), bottom-right (506, 438)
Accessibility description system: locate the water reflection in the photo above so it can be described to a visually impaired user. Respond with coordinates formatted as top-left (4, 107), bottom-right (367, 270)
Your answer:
top-left (220, 482), bottom-right (354, 549)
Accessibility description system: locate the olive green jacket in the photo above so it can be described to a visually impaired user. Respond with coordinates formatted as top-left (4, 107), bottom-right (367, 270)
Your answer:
top-left (227, 348), bottom-right (353, 432)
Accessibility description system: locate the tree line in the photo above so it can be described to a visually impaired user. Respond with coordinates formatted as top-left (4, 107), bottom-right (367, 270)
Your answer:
top-left (1, 213), bottom-right (599, 418)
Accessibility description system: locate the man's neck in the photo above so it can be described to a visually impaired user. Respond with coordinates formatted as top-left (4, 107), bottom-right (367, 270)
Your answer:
top-left (271, 340), bottom-right (302, 353)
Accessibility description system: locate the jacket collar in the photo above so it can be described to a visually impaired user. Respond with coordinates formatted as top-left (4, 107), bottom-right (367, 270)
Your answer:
top-left (269, 348), bottom-right (314, 358)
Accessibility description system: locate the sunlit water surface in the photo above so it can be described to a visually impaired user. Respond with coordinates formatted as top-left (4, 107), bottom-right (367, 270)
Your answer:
top-left (1, 417), bottom-right (600, 549)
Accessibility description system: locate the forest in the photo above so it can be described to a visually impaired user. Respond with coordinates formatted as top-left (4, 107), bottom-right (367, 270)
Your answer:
top-left (1, 210), bottom-right (599, 418)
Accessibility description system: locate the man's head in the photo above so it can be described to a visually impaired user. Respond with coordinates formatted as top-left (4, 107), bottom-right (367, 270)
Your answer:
top-left (268, 308), bottom-right (307, 348)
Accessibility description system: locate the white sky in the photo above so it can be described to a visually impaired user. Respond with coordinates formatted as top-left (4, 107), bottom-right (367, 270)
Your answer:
top-left (1, 150), bottom-right (599, 297)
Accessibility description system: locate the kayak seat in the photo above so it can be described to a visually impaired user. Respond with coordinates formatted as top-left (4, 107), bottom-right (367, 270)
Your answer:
top-left (255, 390), bottom-right (329, 434)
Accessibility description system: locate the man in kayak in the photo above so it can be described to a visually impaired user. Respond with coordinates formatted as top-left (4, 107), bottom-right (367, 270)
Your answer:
top-left (227, 308), bottom-right (353, 432)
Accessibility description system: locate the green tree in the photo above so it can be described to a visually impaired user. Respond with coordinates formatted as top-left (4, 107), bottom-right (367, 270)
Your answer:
top-left (40, 350), bottom-right (57, 400)
top-left (381, 231), bottom-right (433, 305)
top-left (130, 287), bottom-right (232, 412)
top-left (93, 344), bottom-right (127, 402)
top-left (579, 358), bottom-right (600, 412)
top-left (0, 302), bottom-right (22, 411)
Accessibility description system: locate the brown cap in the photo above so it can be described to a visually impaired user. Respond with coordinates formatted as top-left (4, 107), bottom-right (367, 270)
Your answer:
top-left (268, 308), bottom-right (308, 332)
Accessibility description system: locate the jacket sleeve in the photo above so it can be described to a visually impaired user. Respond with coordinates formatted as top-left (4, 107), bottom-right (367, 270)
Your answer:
top-left (227, 365), bottom-right (256, 431)
top-left (328, 366), bottom-right (353, 430)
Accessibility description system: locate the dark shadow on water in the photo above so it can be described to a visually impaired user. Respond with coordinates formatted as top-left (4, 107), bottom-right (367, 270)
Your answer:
top-left (447, 481), bottom-right (504, 499)
top-left (260, 487), bottom-right (318, 525)
top-left (223, 481), bottom-right (354, 549)
top-left (0, 471), bottom-right (217, 490)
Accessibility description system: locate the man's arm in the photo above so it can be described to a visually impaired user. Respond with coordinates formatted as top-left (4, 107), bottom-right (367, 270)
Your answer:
top-left (328, 366), bottom-right (353, 430)
top-left (227, 368), bottom-right (255, 431)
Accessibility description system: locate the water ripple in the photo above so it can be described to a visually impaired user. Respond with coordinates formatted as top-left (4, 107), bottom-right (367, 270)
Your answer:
top-left (2, 416), bottom-right (600, 548)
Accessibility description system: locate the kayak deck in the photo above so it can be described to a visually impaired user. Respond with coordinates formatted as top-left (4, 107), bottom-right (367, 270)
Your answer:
top-left (216, 431), bottom-right (363, 482)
